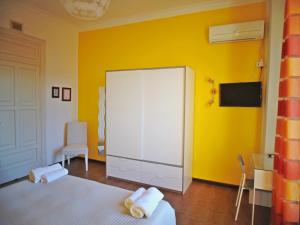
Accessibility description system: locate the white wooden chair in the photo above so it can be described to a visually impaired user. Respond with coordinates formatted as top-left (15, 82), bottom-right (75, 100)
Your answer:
top-left (235, 154), bottom-right (254, 221)
top-left (61, 121), bottom-right (88, 171)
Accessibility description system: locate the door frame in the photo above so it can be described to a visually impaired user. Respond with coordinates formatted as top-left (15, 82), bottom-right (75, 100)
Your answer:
top-left (0, 26), bottom-right (46, 166)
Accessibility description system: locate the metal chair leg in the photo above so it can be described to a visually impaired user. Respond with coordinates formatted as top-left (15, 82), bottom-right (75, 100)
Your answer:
top-left (251, 188), bottom-right (256, 225)
top-left (235, 177), bottom-right (245, 221)
top-left (235, 177), bottom-right (243, 206)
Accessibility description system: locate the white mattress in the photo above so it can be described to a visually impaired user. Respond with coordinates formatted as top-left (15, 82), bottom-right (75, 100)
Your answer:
top-left (0, 175), bottom-right (176, 225)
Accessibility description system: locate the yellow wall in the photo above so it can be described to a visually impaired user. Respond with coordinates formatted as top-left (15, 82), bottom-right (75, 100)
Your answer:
top-left (78, 3), bottom-right (265, 185)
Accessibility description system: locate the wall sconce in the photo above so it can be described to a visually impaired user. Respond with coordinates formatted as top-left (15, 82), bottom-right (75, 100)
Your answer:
top-left (206, 77), bottom-right (217, 106)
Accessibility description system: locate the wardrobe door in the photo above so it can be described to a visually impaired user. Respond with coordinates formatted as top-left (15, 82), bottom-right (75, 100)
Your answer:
top-left (0, 61), bottom-right (40, 184)
top-left (106, 70), bottom-right (143, 159)
top-left (142, 68), bottom-right (184, 166)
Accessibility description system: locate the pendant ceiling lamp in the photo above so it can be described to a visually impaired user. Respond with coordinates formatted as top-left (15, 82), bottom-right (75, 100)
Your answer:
top-left (60, 0), bottom-right (111, 20)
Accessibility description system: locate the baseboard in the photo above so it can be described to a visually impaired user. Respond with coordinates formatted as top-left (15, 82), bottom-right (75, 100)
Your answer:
top-left (74, 156), bottom-right (106, 164)
top-left (192, 178), bottom-right (239, 189)
top-left (0, 177), bottom-right (26, 188)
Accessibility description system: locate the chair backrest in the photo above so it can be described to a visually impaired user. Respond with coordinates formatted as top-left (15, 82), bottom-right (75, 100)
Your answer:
top-left (67, 121), bottom-right (87, 145)
top-left (237, 154), bottom-right (246, 174)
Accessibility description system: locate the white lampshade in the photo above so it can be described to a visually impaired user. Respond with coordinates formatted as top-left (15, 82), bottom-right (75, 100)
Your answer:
top-left (60, 0), bottom-right (111, 20)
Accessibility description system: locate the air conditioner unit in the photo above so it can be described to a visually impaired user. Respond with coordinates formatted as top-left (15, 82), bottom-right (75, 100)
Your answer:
top-left (209, 20), bottom-right (264, 43)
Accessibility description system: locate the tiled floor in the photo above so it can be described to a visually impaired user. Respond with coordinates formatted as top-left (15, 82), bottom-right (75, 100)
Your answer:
top-left (66, 158), bottom-right (271, 225)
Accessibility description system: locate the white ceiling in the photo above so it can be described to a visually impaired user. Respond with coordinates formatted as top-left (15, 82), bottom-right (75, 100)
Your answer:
top-left (17, 0), bottom-right (264, 30)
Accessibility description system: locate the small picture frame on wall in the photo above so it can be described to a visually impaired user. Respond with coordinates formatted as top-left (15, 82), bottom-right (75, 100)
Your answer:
top-left (62, 87), bottom-right (71, 101)
top-left (52, 86), bottom-right (59, 98)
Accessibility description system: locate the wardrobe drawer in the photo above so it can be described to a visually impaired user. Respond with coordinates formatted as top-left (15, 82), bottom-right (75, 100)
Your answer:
top-left (141, 162), bottom-right (183, 191)
top-left (106, 156), bottom-right (141, 183)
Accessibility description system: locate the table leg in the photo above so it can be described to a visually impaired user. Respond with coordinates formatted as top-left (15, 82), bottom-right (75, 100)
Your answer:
top-left (251, 188), bottom-right (255, 225)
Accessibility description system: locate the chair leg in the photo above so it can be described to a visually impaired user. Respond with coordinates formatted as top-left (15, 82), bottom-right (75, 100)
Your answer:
top-left (85, 153), bottom-right (88, 171)
top-left (251, 188), bottom-right (256, 225)
top-left (68, 155), bottom-right (70, 165)
top-left (235, 177), bottom-right (245, 221)
top-left (235, 177), bottom-right (243, 207)
top-left (62, 154), bottom-right (65, 168)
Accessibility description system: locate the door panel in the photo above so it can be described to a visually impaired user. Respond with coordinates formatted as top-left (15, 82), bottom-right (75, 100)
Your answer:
top-left (0, 110), bottom-right (15, 150)
top-left (142, 68), bottom-right (184, 166)
top-left (0, 148), bottom-right (36, 170)
top-left (0, 64), bottom-right (14, 106)
top-left (0, 40), bottom-right (38, 60)
top-left (19, 110), bottom-right (37, 147)
top-left (106, 156), bottom-right (141, 183)
top-left (141, 161), bottom-right (182, 191)
top-left (16, 66), bottom-right (37, 106)
top-left (106, 70), bottom-right (143, 159)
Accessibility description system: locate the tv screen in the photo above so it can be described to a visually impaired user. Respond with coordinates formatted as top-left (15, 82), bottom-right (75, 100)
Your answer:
top-left (219, 82), bottom-right (262, 107)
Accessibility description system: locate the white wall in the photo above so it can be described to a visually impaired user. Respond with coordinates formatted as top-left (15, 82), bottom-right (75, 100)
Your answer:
top-left (261, 0), bottom-right (284, 153)
top-left (0, 0), bottom-right (78, 165)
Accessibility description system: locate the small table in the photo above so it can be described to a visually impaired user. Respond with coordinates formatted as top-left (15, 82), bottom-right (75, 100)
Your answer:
top-left (251, 153), bottom-right (274, 225)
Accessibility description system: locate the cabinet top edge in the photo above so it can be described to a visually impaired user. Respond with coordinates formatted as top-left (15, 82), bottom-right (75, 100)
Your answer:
top-left (106, 66), bottom-right (191, 73)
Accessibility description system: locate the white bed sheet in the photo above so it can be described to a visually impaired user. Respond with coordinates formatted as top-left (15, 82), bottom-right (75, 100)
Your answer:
top-left (0, 175), bottom-right (176, 225)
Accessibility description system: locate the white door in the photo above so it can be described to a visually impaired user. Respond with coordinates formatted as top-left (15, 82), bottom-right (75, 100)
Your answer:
top-left (0, 60), bottom-right (41, 183)
top-left (142, 68), bottom-right (184, 166)
top-left (106, 70), bottom-right (143, 159)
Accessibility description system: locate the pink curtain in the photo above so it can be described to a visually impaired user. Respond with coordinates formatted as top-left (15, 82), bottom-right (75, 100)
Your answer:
top-left (273, 0), bottom-right (300, 224)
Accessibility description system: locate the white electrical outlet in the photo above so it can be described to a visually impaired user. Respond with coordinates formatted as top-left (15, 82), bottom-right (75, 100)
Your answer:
top-left (256, 59), bottom-right (264, 68)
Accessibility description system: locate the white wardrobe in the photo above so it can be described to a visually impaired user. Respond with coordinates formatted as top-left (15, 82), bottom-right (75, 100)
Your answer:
top-left (106, 67), bottom-right (194, 193)
top-left (0, 28), bottom-right (43, 184)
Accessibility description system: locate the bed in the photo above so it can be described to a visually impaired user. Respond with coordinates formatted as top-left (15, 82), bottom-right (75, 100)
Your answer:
top-left (0, 175), bottom-right (176, 225)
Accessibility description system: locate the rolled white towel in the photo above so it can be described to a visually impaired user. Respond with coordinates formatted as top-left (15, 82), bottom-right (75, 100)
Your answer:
top-left (41, 168), bottom-right (68, 184)
top-left (124, 187), bottom-right (146, 209)
top-left (29, 164), bottom-right (62, 183)
top-left (130, 187), bottom-right (164, 218)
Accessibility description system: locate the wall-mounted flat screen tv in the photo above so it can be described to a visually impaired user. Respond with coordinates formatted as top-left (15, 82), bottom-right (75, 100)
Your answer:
top-left (219, 82), bottom-right (262, 107)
